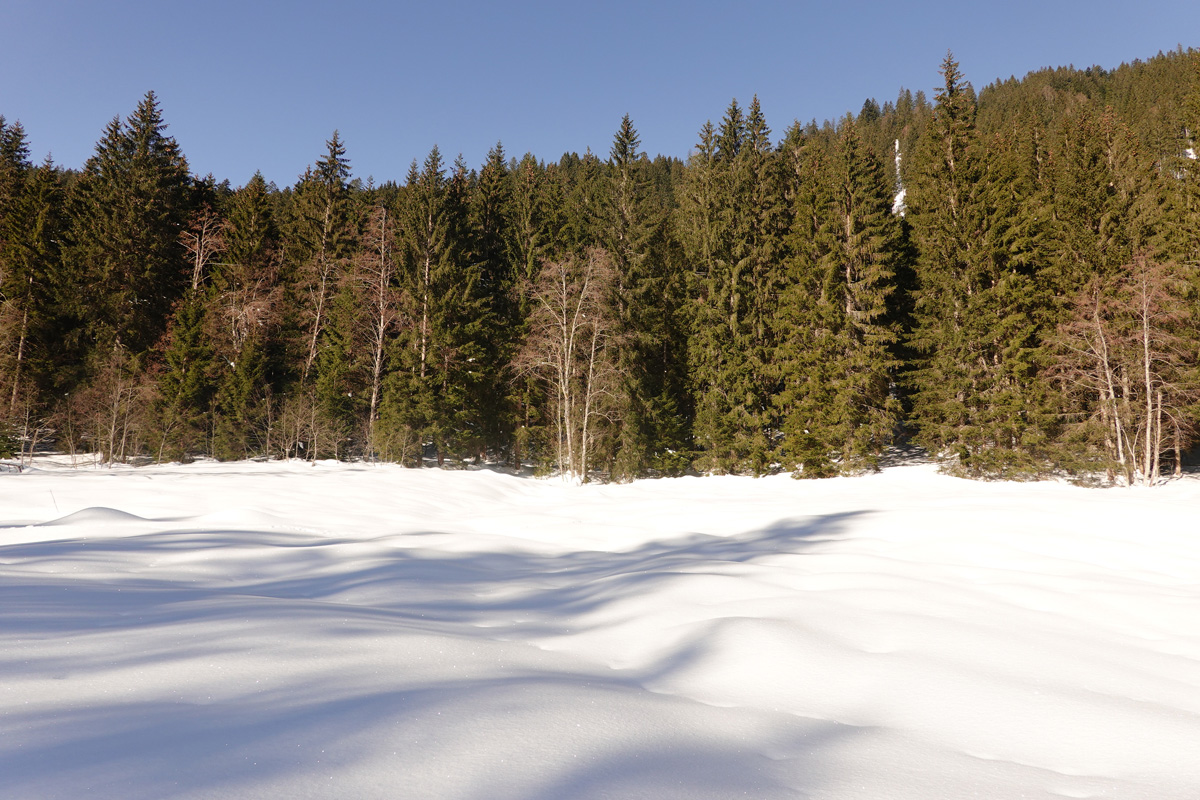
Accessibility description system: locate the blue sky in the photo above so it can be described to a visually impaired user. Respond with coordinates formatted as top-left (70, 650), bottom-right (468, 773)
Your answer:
top-left (3, 0), bottom-right (1197, 187)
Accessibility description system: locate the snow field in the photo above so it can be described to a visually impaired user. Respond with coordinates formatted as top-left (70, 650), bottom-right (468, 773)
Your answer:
top-left (2, 460), bottom-right (1199, 799)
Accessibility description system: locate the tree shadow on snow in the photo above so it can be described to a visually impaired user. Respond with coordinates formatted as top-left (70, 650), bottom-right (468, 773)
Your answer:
top-left (0, 511), bottom-right (871, 799)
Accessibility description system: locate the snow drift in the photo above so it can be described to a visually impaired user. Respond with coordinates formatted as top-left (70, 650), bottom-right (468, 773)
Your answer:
top-left (2, 460), bottom-right (1198, 799)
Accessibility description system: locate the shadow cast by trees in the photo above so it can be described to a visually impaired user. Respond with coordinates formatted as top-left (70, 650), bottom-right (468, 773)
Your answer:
top-left (0, 511), bottom-right (871, 799)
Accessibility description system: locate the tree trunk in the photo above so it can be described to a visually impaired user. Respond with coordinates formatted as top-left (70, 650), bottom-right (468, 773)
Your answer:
top-left (1174, 420), bottom-right (1183, 477)
top-left (10, 304), bottom-right (28, 411)
top-left (1152, 389), bottom-right (1163, 484)
top-left (1141, 287), bottom-right (1155, 484)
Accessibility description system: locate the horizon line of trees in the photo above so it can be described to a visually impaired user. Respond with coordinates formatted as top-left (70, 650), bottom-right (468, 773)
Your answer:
top-left (2, 48), bottom-right (1199, 485)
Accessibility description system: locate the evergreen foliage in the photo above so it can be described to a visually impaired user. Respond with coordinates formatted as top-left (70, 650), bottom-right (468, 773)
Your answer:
top-left (4, 46), bottom-right (1200, 483)
top-left (777, 116), bottom-right (902, 476)
top-left (68, 92), bottom-right (192, 356)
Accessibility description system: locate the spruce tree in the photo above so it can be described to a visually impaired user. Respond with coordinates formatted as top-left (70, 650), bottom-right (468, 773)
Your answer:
top-left (501, 153), bottom-right (561, 467)
top-left (684, 114), bottom-right (739, 472)
top-left (0, 121), bottom-right (35, 409)
top-left (0, 122), bottom-right (61, 456)
top-left (907, 55), bottom-right (1059, 475)
top-left (387, 147), bottom-right (488, 465)
top-left (312, 278), bottom-right (359, 457)
top-left (507, 153), bottom-right (551, 291)
top-left (1164, 56), bottom-right (1200, 270)
top-left (777, 117), bottom-right (903, 476)
top-left (605, 114), bottom-right (678, 478)
top-left (284, 132), bottom-right (356, 384)
top-left (905, 54), bottom-right (988, 468)
top-left (210, 172), bottom-right (281, 459)
top-left (157, 291), bottom-right (214, 459)
top-left (472, 142), bottom-right (512, 309)
top-left (68, 92), bottom-right (192, 356)
top-left (685, 98), bottom-right (787, 473)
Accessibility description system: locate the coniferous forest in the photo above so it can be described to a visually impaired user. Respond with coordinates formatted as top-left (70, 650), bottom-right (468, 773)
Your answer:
top-left (2, 50), bottom-right (1199, 484)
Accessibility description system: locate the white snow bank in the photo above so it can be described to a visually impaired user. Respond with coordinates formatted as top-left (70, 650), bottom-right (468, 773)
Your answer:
top-left (2, 461), bottom-right (1199, 799)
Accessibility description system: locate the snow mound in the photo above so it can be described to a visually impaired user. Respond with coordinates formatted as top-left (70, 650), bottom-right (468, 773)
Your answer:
top-left (1, 461), bottom-right (1199, 799)
top-left (38, 506), bottom-right (151, 526)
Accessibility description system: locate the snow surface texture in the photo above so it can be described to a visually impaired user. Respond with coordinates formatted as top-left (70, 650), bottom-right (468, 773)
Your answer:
top-left (2, 460), bottom-right (1199, 799)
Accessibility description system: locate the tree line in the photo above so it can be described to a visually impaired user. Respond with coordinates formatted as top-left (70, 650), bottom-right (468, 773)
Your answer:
top-left (2, 48), bottom-right (1198, 484)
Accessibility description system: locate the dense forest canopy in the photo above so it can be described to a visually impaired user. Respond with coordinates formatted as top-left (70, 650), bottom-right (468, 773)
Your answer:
top-left (2, 48), bottom-right (1198, 484)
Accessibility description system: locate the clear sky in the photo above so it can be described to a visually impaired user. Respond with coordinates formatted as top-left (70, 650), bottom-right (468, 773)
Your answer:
top-left (2, 0), bottom-right (1197, 188)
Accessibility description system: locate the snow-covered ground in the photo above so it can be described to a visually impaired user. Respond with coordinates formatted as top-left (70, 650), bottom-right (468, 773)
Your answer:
top-left (2, 459), bottom-right (1199, 799)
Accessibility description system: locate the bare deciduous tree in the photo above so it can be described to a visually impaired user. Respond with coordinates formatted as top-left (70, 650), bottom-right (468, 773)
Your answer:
top-left (515, 249), bottom-right (620, 481)
top-left (1053, 252), bottom-right (1199, 484)
top-left (350, 205), bottom-right (405, 457)
top-left (179, 206), bottom-right (226, 292)
top-left (58, 345), bottom-right (159, 465)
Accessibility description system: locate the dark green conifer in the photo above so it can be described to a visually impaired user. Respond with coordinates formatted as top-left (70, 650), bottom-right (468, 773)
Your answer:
top-left (778, 116), bottom-right (903, 476)
top-left (69, 92), bottom-right (192, 356)
top-left (688, 98), bottom-right (786, 473)
top-left (387, 147), bottom-right (488, 465)
top-left (907, 54), bottom-right (1059, 475)
top-left (210, 173), bottom-right (281, 460)
top-left (283, 132), bottom-right (357, 384)
top-left (157, 292), bottom-right (214, 459)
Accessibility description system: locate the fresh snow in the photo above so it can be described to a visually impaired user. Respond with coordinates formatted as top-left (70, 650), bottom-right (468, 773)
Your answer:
top-left (2, 459), bottom-right (1199, 799)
